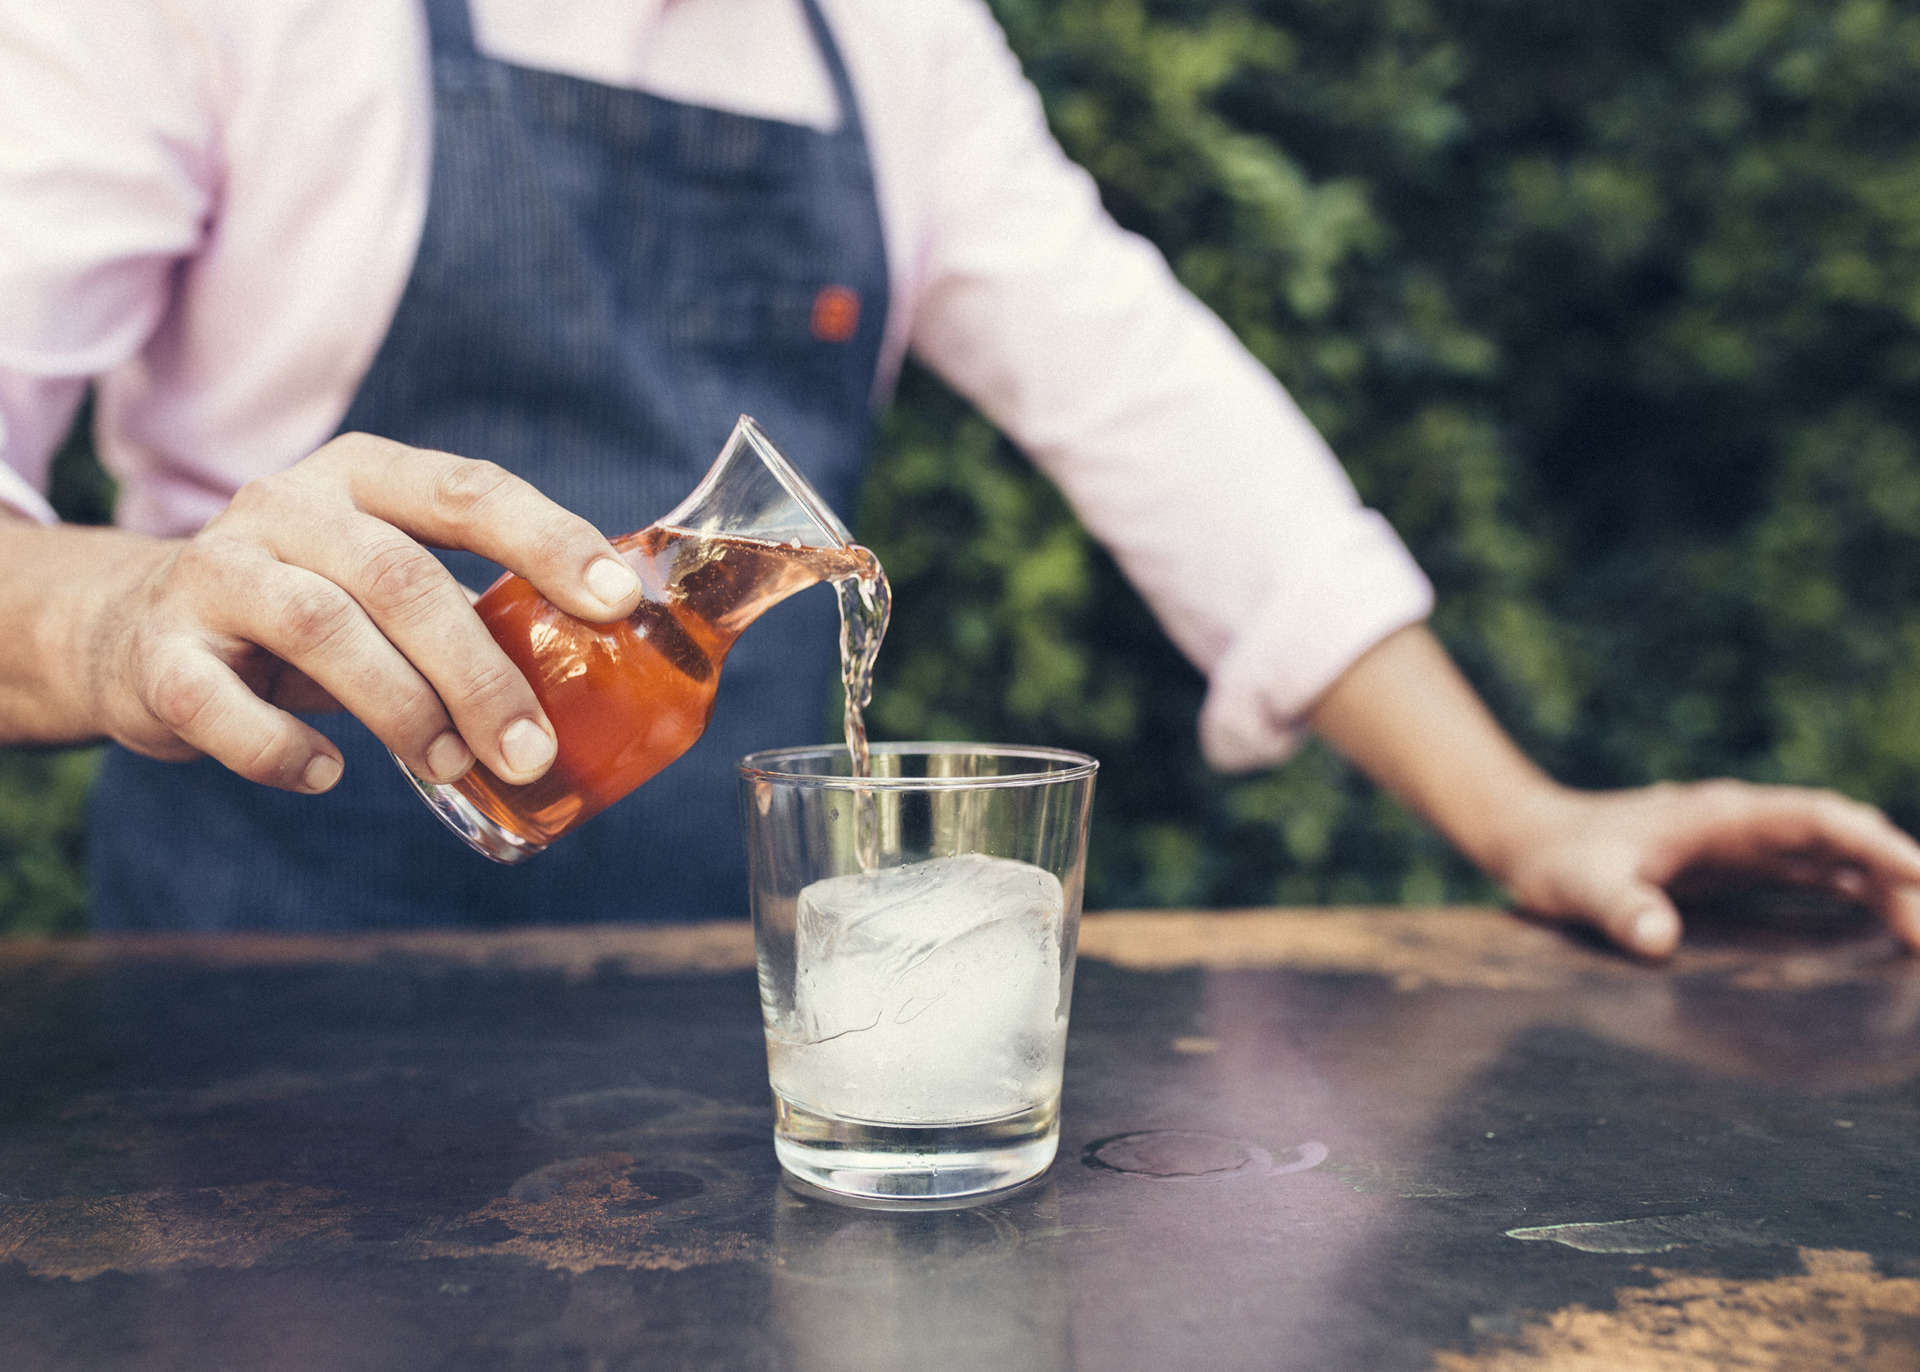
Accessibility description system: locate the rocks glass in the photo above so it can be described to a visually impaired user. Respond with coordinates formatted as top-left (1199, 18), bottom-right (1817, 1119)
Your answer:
top-left (740, 743), bottom-right (1097, 1202)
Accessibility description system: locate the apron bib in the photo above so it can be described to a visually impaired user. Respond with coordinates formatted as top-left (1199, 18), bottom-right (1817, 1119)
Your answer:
top-left (90, 0), bottom-right (888, 929)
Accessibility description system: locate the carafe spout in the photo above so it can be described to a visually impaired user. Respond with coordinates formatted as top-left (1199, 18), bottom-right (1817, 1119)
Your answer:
top-left (660, 415), bottom-right (855, 552)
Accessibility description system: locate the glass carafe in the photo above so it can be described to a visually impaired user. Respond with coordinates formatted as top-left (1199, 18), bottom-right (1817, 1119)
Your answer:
top-left (399, 416), bottom-right (885, 864)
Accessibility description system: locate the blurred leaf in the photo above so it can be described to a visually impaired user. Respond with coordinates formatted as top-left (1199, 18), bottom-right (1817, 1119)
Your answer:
top-left (0, 748), bottom-right (97, 937)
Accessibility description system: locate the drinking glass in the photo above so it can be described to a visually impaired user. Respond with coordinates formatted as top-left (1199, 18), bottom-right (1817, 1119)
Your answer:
top-left (740, 743), bottom-right (1097, 1202)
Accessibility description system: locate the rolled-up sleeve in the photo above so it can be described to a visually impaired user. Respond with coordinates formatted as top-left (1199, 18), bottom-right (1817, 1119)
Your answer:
top-left (0, 0), bottom-right (216, 525)
top-left (894, 0), bottom-right (1432, 770)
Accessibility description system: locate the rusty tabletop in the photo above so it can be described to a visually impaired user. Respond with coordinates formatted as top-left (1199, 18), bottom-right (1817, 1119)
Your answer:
top-left (1, 902), bottom-right (1918, 1370)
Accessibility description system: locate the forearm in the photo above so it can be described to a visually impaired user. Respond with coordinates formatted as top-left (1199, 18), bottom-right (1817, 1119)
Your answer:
top-left (1304, 624), bottom-right (1920, 957)
top-left (0, 514), bottom-right (172, 744)
top-left (1305, 623), bottom-right (1574, 884)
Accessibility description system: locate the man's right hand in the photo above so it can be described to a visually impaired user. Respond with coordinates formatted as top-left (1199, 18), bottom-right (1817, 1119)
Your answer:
top-left (3, 433), bottom-right (644, 793)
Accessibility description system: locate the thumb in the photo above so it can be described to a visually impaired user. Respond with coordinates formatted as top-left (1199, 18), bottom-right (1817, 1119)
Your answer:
top-left (1587, 880), bottom-right (1683, 960)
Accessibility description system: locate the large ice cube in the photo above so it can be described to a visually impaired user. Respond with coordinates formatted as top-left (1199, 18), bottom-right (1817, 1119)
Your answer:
top-left (772, 853), bottom-right (1067, 1124)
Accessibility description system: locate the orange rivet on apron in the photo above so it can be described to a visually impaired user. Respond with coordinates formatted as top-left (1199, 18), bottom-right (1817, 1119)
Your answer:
top-left (810, 286), bottom-right (861, 342)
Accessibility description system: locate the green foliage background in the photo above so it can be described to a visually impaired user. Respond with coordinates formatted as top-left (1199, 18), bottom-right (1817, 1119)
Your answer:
top-left (9, 0), bottom-right (1920, 928)
top-left (861, 0), bottom-right (1920, 909)
top-left (1, 408), bottom-right (112, 935)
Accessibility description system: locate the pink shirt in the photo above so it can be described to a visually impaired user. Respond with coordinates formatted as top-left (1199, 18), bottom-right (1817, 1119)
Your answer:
top-left (0, 0), bottom-right (1432, 770)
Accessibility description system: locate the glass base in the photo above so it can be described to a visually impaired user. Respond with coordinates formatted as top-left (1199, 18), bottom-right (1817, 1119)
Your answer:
top-left (390, 750), bottom-right (545, 865)
top-left (772, 1095), bottom-right (1059, 1203)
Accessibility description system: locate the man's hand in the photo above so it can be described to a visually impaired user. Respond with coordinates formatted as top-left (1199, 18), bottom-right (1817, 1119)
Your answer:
top-left (1484, 780), bottom-right (1920, 958)
top-left (1308, 624), bottom-right (1920, 959)
top-left (2, 433), bottom-right (644, 792)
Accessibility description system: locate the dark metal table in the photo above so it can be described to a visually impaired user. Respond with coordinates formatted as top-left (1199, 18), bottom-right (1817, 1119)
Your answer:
top-left (2, 905), bottom-right (1918, 1370)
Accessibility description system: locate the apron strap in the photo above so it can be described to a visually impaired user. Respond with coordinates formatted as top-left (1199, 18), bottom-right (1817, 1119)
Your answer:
top-left (423, 0), bottom-right (479, 59)
top-left (797, 0), bottom-right (868, 143)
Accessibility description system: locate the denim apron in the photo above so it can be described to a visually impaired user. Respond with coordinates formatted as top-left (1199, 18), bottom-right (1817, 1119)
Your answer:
top-left (89, 0), bottom-right (888, 929)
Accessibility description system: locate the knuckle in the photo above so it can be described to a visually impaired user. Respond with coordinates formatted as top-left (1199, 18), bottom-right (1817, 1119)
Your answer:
top-left (430, 458), bottom-right (515, 526)
top-left (221, 478), bottom-right (271, 519)
top-left (232, 730), bottom-right (310, 789)
top-left (359, 537), bottom-right (449, 620)
top-left (170, 537), bottom-right (222, 578)
top-left (393, 690), bottom-right (457, 747)
top-left (1803, 787), bottom-right (1847, 815)
top-left (275, 581), bottom-right (359, 657)
top-left (170, 533), bottom-right (250, 586)
top-left (450, 653), bottom-right (528, 715)
top-left (311, 431), bottom-right (379, 469)
top-left (1686, 778), bottom-right (1751, 816)
top-left (143, 649), bottom-right (221, 735)
top-left (1817, 790), bottom-right (1873, 826)
top-left (1838, 791), bottom-right (1878, 818)
top-left (535, 513), bottom-right (600, 566)
top-left (224, 472), bottom-right (297, 521)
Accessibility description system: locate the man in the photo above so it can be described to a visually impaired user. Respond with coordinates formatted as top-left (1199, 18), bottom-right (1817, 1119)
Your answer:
top-left (4, 0), bottom-right (1918, 950)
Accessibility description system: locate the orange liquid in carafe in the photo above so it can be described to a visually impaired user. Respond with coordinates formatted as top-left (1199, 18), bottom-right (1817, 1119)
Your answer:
top-left (452, 525), bottom-right (887, 848)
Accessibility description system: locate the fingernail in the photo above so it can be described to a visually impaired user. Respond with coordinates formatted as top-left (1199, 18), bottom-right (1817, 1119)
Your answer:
top-left (500, 717), bottom-right (556, 777)
top-left (1632, 907), bottom-right (1678, 950)
top-left (586, 556), bottom-right (640, 609)
top-left (303, 754), bottom-right (343, 793)
top-left (426, 731), bottom-right (473, 783)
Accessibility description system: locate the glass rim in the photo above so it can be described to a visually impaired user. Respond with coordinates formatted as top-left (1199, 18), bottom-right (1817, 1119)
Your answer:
top-left (737, 742), bottom-right (1098, 791)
